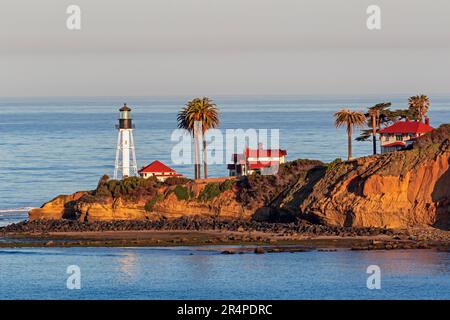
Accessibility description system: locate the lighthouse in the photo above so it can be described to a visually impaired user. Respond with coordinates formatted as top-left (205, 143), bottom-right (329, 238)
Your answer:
top-left (113, 103), bottom-right (138, 179)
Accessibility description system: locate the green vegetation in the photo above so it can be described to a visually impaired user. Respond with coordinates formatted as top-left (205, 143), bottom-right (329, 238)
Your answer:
top-left (236, 159), bottom-right (325, 209)
top-left (92, 176), bottom-right (160, 201)
top-left (197, 180), bottom-right (234, 202)
top-left (326, 158), bottom-right (343, 171)
top-left (220, 179), bottom-right (234, 192)
top-left (163, 176), bottom-right (192, 186)
top-left (198, 183), bottom-right (221, 201)
top-left (144, 195), bottom-right (163, 212)
top-left (414, 124), bottom-right (450, 150)
top-left (167, 185), bottom-right (194, 201)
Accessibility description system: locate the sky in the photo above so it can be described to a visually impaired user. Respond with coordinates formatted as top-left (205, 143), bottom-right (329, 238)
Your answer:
top-left (1, 0), bottom-right (450, 97)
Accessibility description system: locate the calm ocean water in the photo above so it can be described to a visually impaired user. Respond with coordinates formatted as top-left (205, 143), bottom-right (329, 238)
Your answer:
top-left (0, 246), bottom-right (449, 300)
top-left (0, 96), bottom-right (449, 299)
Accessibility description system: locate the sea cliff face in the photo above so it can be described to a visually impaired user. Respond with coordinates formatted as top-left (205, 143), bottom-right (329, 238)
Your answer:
top-left (28, 125), bottom-right (450, 230)
top-left (29, 179), bottom-right (253, 223)
top-left (297, 144), bottom-right (450, 229)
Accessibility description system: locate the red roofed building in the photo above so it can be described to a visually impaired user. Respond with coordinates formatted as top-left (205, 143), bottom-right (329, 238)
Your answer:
top-left (139, 160), bottom-right (182, 181)
top-left (228, 143), bottom-right (287, 176)
top-left (379, 118), bottom-right (433, 154)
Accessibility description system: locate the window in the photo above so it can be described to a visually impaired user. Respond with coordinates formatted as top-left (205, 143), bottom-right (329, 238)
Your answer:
top-left (396, 134), bottom-right (403, 141)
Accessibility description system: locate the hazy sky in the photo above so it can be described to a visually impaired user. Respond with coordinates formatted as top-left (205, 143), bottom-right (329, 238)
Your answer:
top-left (2, 0), bottom-right (450, 97)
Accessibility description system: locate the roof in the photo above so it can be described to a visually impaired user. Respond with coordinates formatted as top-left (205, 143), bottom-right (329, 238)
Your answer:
top-left (244, 147), bottom-right (287, 158)
top-left (248, 161), bottom-right (280, 170)
top-left (119, 103), bottom-right (131, 112)
top-left (379, 120), bottom-right (433, 134)
top-left (383, 141), bottom-right (406, 148)
top-left (139, 160), bottom-right (176, 173)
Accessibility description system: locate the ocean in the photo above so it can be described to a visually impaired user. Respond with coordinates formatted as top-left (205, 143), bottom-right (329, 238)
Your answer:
top-left (0, 95), bottom-right (449, 299)
top-left (0, 246), bottom-right (449, 299)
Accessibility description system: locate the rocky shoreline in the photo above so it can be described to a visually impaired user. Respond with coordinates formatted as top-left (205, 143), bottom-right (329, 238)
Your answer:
top-left (1, 216), bottom-right (395, 235)
top-left (1, 217), bottom-right (449, 251)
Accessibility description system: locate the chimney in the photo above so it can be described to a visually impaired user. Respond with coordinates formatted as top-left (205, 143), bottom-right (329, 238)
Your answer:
top-left (425, 117), bottom-right (430, 126)
top-left (405, 117), bottom-right (410, 122)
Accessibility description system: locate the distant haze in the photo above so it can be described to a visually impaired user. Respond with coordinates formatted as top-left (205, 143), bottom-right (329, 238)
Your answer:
top-left (2, 0), bottom-right (450, 97)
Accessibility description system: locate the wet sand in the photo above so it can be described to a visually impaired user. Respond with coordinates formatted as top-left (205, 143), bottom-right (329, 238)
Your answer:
top-left (1, 229), bottom-right (449, 252)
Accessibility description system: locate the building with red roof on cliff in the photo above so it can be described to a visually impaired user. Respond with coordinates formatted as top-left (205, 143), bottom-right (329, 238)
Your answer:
top-left (138, 160), bottom-right (182, 181)
top-left (228, 143), bottom-right (287, 176)
top-left (379, 117), bottom-right (433, 154)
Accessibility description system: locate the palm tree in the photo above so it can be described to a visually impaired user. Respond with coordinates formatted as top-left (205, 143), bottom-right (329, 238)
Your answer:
top-left (335, 109), bottom-right (367, 160)
top-left (177, 97), bottom-right (220, 179)
top-left (358, 102), bottom-right (391, 155)
top-left (408, 94), bottom-right (430, 121)
top-left (368, 109), bottom-right (380, 155)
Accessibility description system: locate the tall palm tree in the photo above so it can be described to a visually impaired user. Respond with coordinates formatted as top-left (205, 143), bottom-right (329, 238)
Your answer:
top-left (177, 97), bottom-right (220, 179)
top-left (408, 94), bottom-right (430, 121)
top-left (335, 109), bottom-right (367, 160)
top-left (357, 102), bottom-right (393, 144)
top-left (366, 102), bottom-right (391, 155)
top-left (368, 109), bottom-right (380, 155)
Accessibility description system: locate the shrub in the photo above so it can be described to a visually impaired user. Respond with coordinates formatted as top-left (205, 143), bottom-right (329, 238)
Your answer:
top-left (414, 124), bottom-right (450, 149)
top-left (144, 194), bottom-right (162, 212)
top-left (219, 179), bottom-right (234, 192)
top-left (93, 176), bottom-right (160, 201)
top-left (198, 183), bottom-right (222, 201)
top-left (235, 159), bottom-right (325, 209)
top-left (164, 176), bottom-right (191, 186)
top-left (326, 158), bottom-right (342, 171)
top-left (173, 185), bottom-right (190, 201)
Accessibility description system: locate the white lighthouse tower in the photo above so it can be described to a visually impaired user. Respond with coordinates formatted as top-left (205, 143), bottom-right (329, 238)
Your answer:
top-left (113, 103), bottom-right (138, 179)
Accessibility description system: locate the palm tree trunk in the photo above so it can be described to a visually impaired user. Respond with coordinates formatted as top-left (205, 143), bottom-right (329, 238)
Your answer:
top-left (193, 133), bottom-right (201, 180)
top-left (203, 139), bottom-right (208, 179)
top-left (372, 114), bottom-right (377, 155)
top-left (194, 164), bottom-right (198, 180)
top-left (347, 125), bottom-right (352, 160)
top-left (195, 139), bottom-right (201, 179)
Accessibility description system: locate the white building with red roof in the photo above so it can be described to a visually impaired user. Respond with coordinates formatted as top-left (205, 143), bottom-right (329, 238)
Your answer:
top-left (379, 118), bottom-right (433, 154)
top-left (138, 160), bottom-right (182, 181)
top-left (228, 143), bottom-right (287, 176)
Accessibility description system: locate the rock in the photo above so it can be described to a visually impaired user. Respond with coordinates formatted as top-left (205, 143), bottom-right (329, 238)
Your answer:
top-left (254, 247), bottom-right (266, 254)
top-left (221, 250), bottom-right (236, 255)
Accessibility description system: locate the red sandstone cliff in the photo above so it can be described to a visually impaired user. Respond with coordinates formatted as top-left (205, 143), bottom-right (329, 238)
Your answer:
top-left (297, 143), bottom-right (450, 229)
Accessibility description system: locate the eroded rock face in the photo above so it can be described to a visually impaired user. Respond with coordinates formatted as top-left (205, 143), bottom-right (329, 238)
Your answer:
top-left (298, 145), bottom-right (450, 229)
top-left (152, 190), bottom-right (253, 220)
top-left (28, 184), bottom-right (252, 223)
top-left (29, 191), bottom-right (88, 221)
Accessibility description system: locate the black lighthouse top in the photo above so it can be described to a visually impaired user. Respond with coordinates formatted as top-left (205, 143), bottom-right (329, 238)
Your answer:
top-left (118, 103), bottom-right (133, 129)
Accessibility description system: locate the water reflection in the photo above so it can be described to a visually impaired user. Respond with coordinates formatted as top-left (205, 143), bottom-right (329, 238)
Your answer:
top-left (116, 250), bottom-right (139, 278)
top-left (338, 250), bottom-right (450, 275)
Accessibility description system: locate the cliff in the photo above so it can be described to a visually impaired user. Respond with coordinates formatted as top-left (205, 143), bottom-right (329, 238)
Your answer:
top-left (29, 177), bottom-right (253, 223)
top-left (29, 124), bottom-right (450, 230)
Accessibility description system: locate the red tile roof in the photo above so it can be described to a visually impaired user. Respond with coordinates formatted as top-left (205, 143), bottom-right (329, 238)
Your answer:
top-left (248, 161), bottom-right (280, 170)
top-left (379, 120), bottom-right (433, 134)
top-left (244, 147), bottom-right (287, 158)
top-left (383, 141), bottom-right (406, 148)
top-left (139, 160), bottom-right (176, 173)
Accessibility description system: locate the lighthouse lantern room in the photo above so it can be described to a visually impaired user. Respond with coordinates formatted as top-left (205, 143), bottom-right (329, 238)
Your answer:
top-left (114, 103), bottom-right (138, 179)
